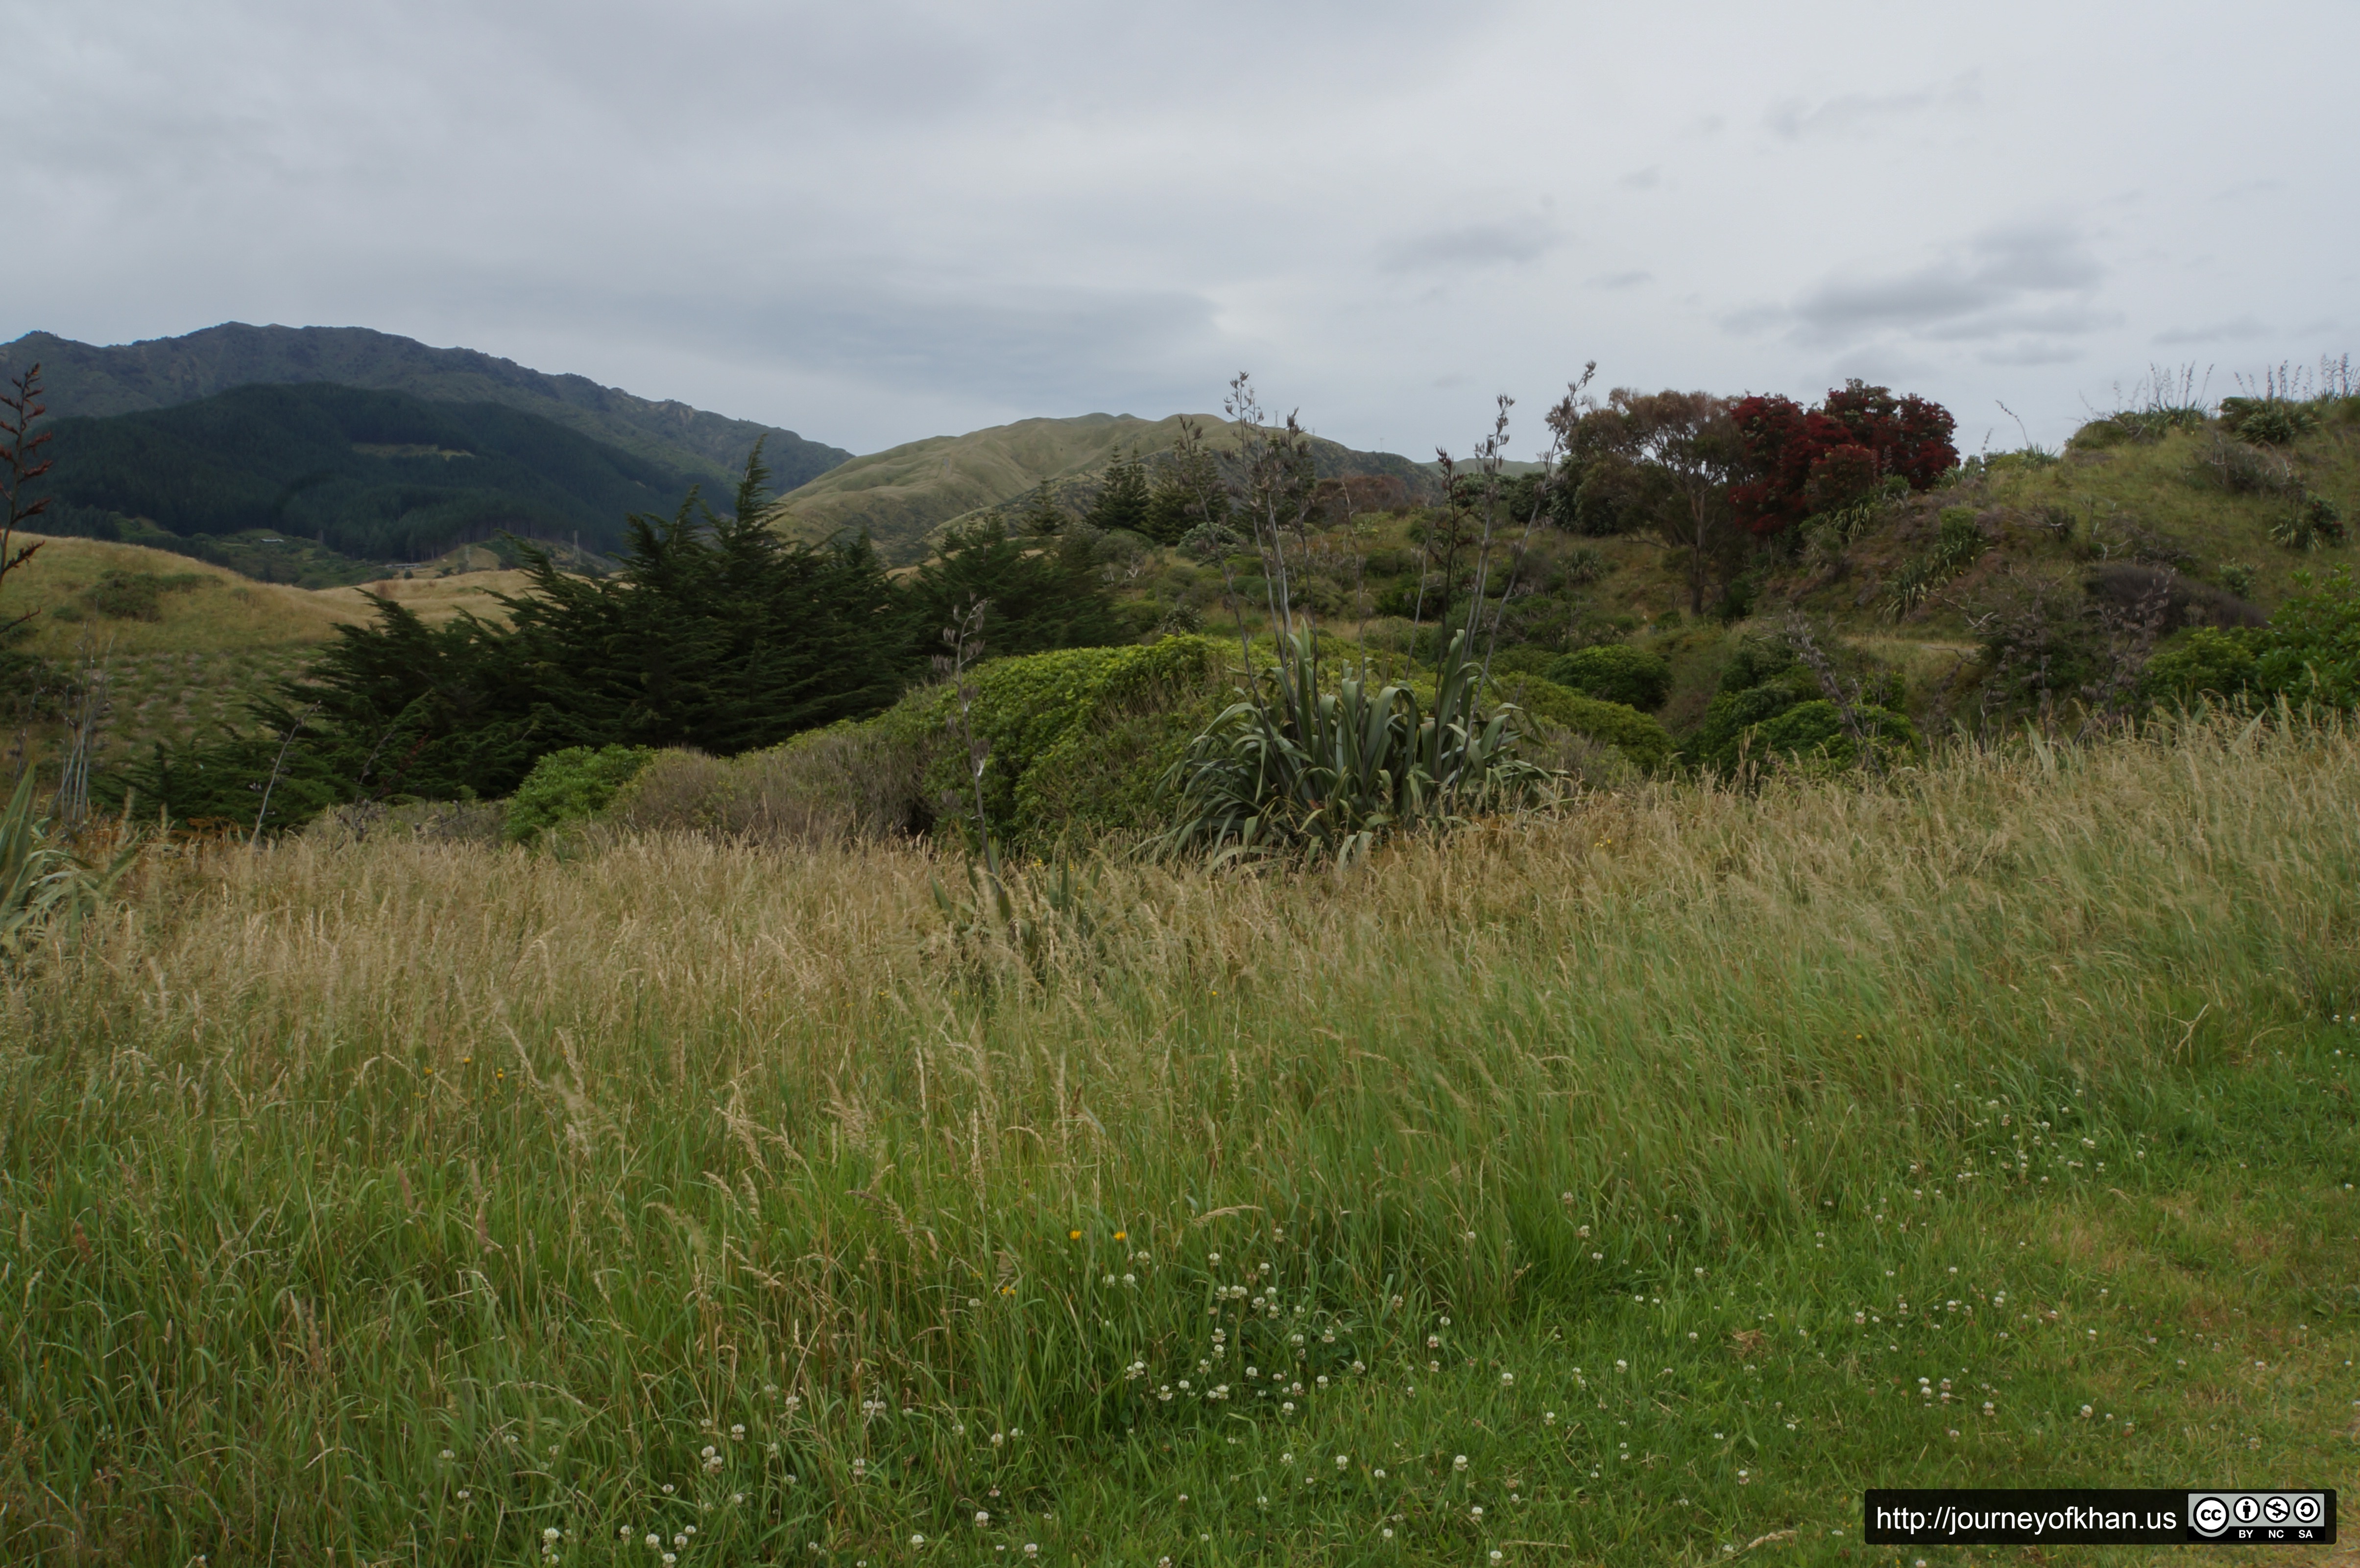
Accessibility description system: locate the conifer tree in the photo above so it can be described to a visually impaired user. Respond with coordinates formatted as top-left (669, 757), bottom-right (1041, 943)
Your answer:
top-left (1084, 449), bottom-right (1151, 536)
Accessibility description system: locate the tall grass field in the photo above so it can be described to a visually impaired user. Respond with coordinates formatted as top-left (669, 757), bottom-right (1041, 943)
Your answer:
top-left (3, 718), bottom-right (2357, 1565)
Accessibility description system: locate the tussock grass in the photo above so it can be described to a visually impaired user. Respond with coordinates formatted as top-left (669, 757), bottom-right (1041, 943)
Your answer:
top-left (3, 718), bottom-right (2357, 1564)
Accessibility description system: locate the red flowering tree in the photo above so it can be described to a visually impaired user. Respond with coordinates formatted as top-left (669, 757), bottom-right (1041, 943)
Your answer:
top-left (1727, 379), bottom-right (1956, 536)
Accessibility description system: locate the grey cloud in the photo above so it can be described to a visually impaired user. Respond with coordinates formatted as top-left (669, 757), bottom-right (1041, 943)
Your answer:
top-left (1786, 223), bottom-right (2106, 346)
top-left (1979, 341), bottom-right (2088, 367)
top-left (2154, 316), bottom-right (2269, 345)
top-left (1719, 304), bottom-right (1787, 337)
top-left (1617, 167), bottom-right (1660, 191)
top-left (1589, 271), bottom-right (1653, 290)
top-left (1379, 217), bottom-right (1562, 273)
top-left (1765, 72), bottom-right (1981, 140)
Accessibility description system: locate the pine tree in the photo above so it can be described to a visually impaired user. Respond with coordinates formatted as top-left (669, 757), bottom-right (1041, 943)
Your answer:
top-left (1084, 450), bottom-right (1151, 536)
top-left (906, 517), bottom-right (1123, 662)
top-left (1140, 419), bottom-right (1230, 546)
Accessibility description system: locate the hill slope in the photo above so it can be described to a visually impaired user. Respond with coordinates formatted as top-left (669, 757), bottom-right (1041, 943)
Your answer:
top-left (2, 533), bottom-right (543, 773)
top-left (774, 411), bottom-right (1432, 562)
top-left (0, 323), bottom-right (851, 493)
top-left (40, 382), bottom-right (714, 563)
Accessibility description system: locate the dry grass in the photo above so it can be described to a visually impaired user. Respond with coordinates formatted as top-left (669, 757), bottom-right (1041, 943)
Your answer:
top-left (3, 534), bottom-right (354, 657)
top-left (1, 716), bottom-right (2355, 1564)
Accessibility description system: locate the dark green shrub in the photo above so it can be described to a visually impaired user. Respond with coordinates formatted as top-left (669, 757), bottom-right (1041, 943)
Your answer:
top-left (1486, 645), bottom-right (1558, 680)
top-left (78, 570), bottom-right (202, 621)
top-left (609, 726), bottom-right (930, 845)
top-left (2219, 397), bottom-right (2318, 446)
top-left (2251, 566), bottom-right (2360, 707)
top-left (1749, 699), bottom-right (1918, 770)
top-left (1687, 634), bottom-right (1911, 774)
top-left (885, 636), bottom-right (1227, 845)
top-left (2143, 627), bottom-right (2260, 704)
top-left (1504, 678), bottom-right (1674, 772)
top-left (2188, 432), bottom-right (2300, 497)
top-left (503, 745), bottom-right (653, 844)
top-left (2143, 567), bottom-right (2359, 710)
top-left (1545, 644), bottom-right (1671, 711)
top-left (1557, 546), bottom-right (1608, 587)
top-left (2270, 494), bottom-right (2347, 552)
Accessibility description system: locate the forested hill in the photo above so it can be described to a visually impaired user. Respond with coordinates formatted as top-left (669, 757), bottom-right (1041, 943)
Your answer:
top-left (775, 411), bottom-right (1434, 563)
top-left (0, 323), bottom-right (851, 493)
top-left (42, 383), bottom-right (713, 563)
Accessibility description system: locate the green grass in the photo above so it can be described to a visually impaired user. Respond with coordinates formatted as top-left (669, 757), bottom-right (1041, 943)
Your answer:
top-left (2, 715), bottom-right (2356, 1564)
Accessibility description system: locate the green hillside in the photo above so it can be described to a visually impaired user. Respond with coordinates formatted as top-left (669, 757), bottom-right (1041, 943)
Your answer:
top-left (40, 382), bottom-right (708, 564)
top-left (774, 411), bottom-right (1431, 562)
top-left (1, 323), bottom-right (851, 492)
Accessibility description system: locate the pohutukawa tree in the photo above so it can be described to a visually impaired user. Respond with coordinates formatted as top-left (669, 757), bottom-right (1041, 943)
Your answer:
top-left (1727, 380), bottom-right (1958, 537)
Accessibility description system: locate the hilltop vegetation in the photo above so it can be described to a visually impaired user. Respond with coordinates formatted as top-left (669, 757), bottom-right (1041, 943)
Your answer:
top-left (12, 360), bottom-right (2360, 854)
top-left (2, 323), bottom-right (850, 493)
top-left (773, 411), bottom-right (1429, 564)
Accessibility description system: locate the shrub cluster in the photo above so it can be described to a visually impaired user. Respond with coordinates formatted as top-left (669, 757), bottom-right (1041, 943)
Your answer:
top-left (2144, 566), bottom-right (2360, 710)
top-left (1543, 643), bottom-right (1671, 711)
top-left (1686, 639), bottom-right (1916, 775)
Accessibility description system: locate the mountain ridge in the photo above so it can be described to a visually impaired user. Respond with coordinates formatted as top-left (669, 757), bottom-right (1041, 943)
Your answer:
top-left (39, 382), bottom-right (711, 566)
top-left (0, 323), bottom-right (851, 493)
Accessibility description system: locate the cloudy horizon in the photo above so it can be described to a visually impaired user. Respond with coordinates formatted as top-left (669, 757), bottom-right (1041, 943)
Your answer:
top-left (7, 0), bottom-right (2354, 461)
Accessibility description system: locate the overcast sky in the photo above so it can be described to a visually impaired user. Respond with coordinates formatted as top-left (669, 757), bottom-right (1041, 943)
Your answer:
top-left (8, 0), bottom-right (2355, 460)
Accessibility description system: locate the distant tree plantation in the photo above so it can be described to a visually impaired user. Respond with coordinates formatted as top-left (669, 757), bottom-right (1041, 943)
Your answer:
top-left (39, 383), bottom-right (711, 563)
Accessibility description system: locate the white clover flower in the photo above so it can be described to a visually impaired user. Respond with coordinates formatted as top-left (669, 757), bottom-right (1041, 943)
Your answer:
top-left (1453, 1454), bottom-right (1469, 1472)
top-left (909, 1534), bottom-right (926, 1548)
top-left (544, 1527), bottom-right (561, 1542)
top-left (976, 1511), bottom-right (990, 1525)
top-left (646, 1536), bottom-right (662, 1549)
top-left (1469, 1504), bottom-right (1483, 1519)
top-left (1500, 1372), bottom-right (1514, 1386)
